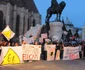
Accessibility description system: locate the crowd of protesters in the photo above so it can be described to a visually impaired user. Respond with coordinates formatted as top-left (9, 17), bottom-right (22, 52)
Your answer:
top-left (41, 39), bottom-right (85, 60)
top-left (0, 40), bottom-right (20, 46)
top-left (0, 37), bottom-right (85, 60)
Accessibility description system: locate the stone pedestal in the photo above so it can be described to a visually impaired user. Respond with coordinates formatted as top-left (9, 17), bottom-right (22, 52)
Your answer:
top-left (49, 22), bottom-right (63, 42)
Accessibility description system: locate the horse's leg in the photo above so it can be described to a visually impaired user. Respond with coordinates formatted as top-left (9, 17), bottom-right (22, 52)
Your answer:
top-left (55, 14), bottom-right (58, 21)
top-left (45, 13), bottom-right (52, 23)
top-left (48, 14), bottom-right (52, 21)
top-left (59, 13), bottom-right (61, 21)
top-left (56, 13), bottom-right (59, 21)
top-left (57, 13), bottom-right (58, 21)
top-left (46, 14), bottom-right (52, 36)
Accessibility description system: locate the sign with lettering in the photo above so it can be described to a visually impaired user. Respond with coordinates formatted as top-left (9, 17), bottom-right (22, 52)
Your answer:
top-left (55, 50), bottom-right (60, 60)
top-left (1, 47), bottom-right (22, 65)
top-left (22, 45), bottom-right (41, 61)
top-left (45, 45), bottom-right (56, 61)
top-left (0, 54), bottom-right (2, 64)
top-left (63, 47), bottom-right (80, 60)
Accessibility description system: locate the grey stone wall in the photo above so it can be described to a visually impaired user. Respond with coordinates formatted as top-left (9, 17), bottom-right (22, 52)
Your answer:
top-left (0, 3), bottom-right (41, 38)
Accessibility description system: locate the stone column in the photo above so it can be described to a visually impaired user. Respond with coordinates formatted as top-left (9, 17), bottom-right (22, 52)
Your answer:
top-left (13, 5), bottom-right (17, 32)
top-left (6, 3), bottom-right (11, 25)
top-left (82, 27), bottom-right (85, 41)
top-left (30, 11), bottom-right (34, 26)
top-left (39, 14), bottom-right (41, 25)
top-left (19, 8), bottom-right (24, 36)
top-left (28, 12), bottom-right (33, 27)
top-left (24, 9), bottom-right (28, 33)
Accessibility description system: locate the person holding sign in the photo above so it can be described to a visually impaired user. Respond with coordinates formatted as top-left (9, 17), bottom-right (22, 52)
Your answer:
top-left (55, 42), bottom-right (60, 60)
top-left (34, 40), bottom-right (39, 45)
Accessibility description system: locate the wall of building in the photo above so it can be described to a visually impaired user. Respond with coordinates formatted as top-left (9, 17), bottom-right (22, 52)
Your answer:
top-left (82, 27), bottom-right (85, 41)
top-left (0, 2), bottom-right (41, 38)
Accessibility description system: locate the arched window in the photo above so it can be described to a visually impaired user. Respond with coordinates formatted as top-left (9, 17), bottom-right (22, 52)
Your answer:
top-left (33, 19), bottom-right (35, 27)
top-left (3, 19), bottom-right (6, 28)
top-left (0, 11), bottom-right (4, 31)
top-left (16, 15), bottom-right (20, 37)
top-left (27, 18), bottom-right (30, 30)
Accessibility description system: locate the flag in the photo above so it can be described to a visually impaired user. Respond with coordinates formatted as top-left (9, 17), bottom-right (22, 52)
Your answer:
top-left (2, 25), bottom-right (15, 41)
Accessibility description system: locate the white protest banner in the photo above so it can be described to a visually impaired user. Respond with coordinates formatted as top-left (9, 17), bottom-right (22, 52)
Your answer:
top-left (45, 45), bottom-right (56, 61)
top-left (63, 47), bottom-right (80, 60)
top-left (1, 47), bottom-right (22, 65)
top-left (22, 45), bottom-right (41, 61)
top-left (55, 50), bottom-right (60, 60)
top-left (0, 56), bottom-right (1, 64)
top-left (0, 49), bottom-right (2, 64)
top-left (24, 24), bottom-right (42, 38)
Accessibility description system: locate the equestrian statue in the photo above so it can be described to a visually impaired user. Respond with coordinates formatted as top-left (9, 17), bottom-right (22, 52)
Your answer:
top-left (42, 0), bottom-right (66, 37)
top-left (45, 0), bottom-right (66, 23)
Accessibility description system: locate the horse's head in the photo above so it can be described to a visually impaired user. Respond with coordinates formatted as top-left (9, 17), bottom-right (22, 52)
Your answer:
top-left (58, 1), bottom-right (66, 13)
top-left (51, 0), bottom-right (58, 7)
top-left (59, 1), bottom-right (66, 9)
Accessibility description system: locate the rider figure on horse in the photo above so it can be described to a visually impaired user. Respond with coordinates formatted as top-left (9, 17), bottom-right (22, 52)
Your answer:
top-left (51, 0), bottom-right (58, 10)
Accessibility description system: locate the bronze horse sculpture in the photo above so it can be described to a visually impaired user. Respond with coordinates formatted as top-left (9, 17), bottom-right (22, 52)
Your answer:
top-left (41, 0), bottom-right (66, 37)
top-left (45, 0), bottom-right (66, 23)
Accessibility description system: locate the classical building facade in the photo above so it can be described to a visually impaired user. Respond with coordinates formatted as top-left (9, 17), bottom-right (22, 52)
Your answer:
top-left (0, 0), bottom-right (41, 38)
top-left (82, 26), bottom-right (85, 41)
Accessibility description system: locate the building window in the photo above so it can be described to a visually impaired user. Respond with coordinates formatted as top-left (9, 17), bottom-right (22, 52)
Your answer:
top-left (16, 15), bottom-right (20, 37)
top-left (33, 19), bottom-right (35, 27)
top-left (23, 17), bottom-right (25, 35)
top-left (0, 11), bottom-right (4, 31)
top-left (28, 18), bottom-right (30, 30)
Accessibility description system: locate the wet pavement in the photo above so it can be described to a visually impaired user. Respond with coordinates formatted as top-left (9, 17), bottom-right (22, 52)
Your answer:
top-left (0, 60), bottom-right (85, 70)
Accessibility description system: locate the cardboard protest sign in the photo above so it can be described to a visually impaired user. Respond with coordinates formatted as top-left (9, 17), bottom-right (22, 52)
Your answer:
top-left (0, 54), bottom-right (2, 64)
top-left (55, 50), bottom-right (60, 60)
top-left (45, 45), bottom-right (56, 61)
top-left (22, 45), bottom-right (41, 60)
top-left (1, 47), bottom-right (22, 65)
top-left (63, 47), bottom-right (80, 60)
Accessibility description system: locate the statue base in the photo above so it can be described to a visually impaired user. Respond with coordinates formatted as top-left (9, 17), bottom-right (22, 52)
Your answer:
top-left (49, 22), bottom-right (63, 42)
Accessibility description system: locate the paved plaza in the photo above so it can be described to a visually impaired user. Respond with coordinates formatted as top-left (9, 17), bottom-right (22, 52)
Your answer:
top-left (0, 59), bottom-right (85, 70)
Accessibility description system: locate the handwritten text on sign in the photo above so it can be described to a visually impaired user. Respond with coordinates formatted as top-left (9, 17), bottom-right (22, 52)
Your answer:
top-left (63, 47), bottom-right (80, 60)
top-left (1, 47), bottom-right (22, 65)
top-left (22, 45), bottom-right (41, 60)
top-left (45, 45), bottom-right (56, 61)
